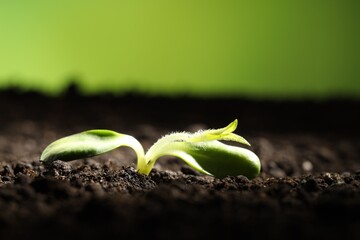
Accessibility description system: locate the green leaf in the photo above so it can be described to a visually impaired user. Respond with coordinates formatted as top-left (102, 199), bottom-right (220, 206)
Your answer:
top-left (185, 141), bottom-right (260, 179)
top-left (40, 130), bottom-right (145, 165)
top-left (156, 140), bottom-right (260, 179)
top-left (188, 119), bottom-right (250, 146)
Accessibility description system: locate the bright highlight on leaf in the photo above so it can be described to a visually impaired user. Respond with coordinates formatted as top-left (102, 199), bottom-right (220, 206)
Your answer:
top-left (40, 120), bottom-right (261, 179)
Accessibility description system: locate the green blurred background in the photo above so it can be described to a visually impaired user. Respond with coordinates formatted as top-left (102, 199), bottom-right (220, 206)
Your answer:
top-left (1, 0), bottom-right (359, 98)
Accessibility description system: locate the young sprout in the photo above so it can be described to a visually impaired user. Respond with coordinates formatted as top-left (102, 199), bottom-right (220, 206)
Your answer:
top-left (40, 120), bottom-right (261, 179)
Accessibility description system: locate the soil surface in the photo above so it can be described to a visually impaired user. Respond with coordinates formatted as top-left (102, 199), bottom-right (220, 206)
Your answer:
top-left (0, 89), bottom-right (359, 240)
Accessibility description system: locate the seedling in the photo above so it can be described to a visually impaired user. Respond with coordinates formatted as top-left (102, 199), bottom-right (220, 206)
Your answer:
top-left (40, 120), bottom-right (261, 179)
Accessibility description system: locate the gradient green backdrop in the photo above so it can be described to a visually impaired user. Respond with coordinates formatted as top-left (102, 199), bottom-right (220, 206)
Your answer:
top-left (1, 0), bottom-right (359, 98)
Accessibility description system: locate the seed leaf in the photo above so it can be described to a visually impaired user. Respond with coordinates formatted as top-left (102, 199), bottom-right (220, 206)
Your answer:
top-left (154, 140), bottom-right (260, 179)
top-left (40, 130), bottom-right (144, 163)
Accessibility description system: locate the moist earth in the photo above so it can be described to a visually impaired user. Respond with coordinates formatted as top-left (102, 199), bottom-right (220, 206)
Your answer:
top-left (0, 89), bottom-right (359, 240)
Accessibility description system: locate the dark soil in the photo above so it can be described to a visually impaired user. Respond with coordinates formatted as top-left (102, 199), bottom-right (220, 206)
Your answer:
top-left (0, 89), bottom-right (359, 240)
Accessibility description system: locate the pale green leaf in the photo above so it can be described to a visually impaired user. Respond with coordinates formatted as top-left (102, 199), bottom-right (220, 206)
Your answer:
top-left (217, 133), bottom-right (250, 146)
top-left (146, 140), bottom-right (260, 179)
top-left (40, 130), bottom-right (145, 164)
top-left (188, 119), bottom-right (250, 145)
top-left (175, 141), bottom-right (260, 179)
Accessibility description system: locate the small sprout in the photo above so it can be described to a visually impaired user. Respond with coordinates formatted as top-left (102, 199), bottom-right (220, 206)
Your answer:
top-left (40, 120), bottom-right (261, 179)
